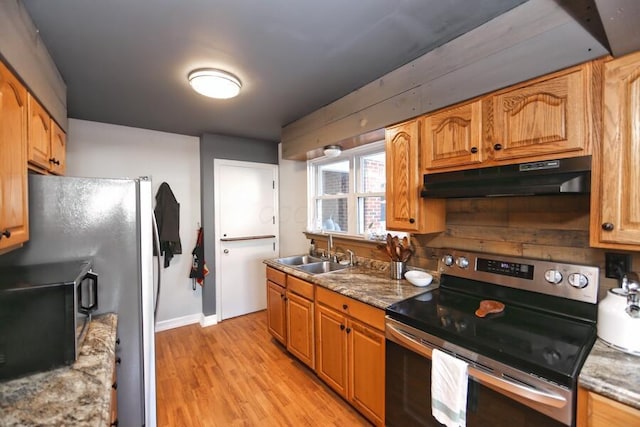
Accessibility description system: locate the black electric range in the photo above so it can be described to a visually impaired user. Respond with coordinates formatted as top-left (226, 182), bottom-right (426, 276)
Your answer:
top-left (385, 250), bottom-right (599, 426)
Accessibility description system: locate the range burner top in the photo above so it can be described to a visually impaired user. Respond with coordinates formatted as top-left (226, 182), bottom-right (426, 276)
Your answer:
top-left (386, 250), bottom-right (599, 388)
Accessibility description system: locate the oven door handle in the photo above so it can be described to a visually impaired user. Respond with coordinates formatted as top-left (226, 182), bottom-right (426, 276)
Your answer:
top-left (386, 323), bottom-right (568, 409)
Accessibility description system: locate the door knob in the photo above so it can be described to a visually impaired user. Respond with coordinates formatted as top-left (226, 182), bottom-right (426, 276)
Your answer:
top-left (223, 249), bottom-right (229, 254)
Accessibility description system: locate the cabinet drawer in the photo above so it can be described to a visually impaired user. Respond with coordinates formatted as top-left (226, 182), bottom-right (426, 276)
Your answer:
top-left (266, 266), bottom-right (286, 287)
top-left (287, 275), bottom-right (314, 300)
top-left (316, 287), bottom-right (385, 331)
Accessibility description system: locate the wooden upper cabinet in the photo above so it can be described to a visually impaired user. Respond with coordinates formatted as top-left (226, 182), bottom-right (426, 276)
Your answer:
top-left (27, 94), bottom-right (51, 170)
top-left (49, 120), bottom-right (66, 175)
top-left (0, 61), bottom-right (29, 252)
top-left (488, 63), bottom-right (591, 161)
top-left (591, 51), bottom-right (640, 249)
top-left (386, 120), bottom-right (445, 233)
top-left (422, 99), bottom-right (483, 171)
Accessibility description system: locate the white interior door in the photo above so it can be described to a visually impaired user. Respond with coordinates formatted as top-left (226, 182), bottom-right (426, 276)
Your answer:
top-left (214, 159), bottom-right (279, 320)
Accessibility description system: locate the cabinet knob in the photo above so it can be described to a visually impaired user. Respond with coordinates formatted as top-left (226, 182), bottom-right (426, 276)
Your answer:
top-left (112, 382), bottom-right (118, 390)
top-left (1, 229), bottom-right (10, 239)
top-left (470, 147), bottom-right (478, 154)
top-left (342, 304), bottom-right (348, 310)
top-left (116, 338), bottom-right (120, 346)
top-left (116, 357), bottom-right (122, 365)
top-left (340, 324), bottom-right (345, 331)
top-left (111, 420), bottom-right (119, 427)
top-left (346, 327), bottom-right (351, 334)
top-left (602, 222), bottom-right (615, 231)
top-left (493, 143), bottom-right (503, 151)
top-left (409, 218), bottom-right (415, 224)
top-left (49, 158), bottom-right (60, 165)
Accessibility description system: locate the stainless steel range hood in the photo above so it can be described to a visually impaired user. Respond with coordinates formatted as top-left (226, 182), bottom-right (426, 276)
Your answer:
top-left (421, 156), bottom-right (591, 199)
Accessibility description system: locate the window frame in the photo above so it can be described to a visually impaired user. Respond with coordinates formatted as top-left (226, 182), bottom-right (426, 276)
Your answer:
top-left (307, 141), bottom-right (385, 238)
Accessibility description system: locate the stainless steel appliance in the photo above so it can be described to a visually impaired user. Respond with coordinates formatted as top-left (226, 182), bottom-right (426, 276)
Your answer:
top-left (385, 250), bottom-right (599, 426)
top-left (0, 260), bottom-right (97, 380)
top-left (0, 175), bottom-right (159, 427)
top-left (421, 156), bottom-right (591, 198)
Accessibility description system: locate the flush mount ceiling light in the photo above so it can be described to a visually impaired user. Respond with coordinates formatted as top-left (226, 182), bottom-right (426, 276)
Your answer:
top-left (188, 69), bottom-right (242, 99)
top-left (323, 145), bottom-right (342, 158)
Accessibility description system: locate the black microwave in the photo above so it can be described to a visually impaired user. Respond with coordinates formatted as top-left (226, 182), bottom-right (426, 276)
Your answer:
top-left (0, 260), bottom-right (98, 380)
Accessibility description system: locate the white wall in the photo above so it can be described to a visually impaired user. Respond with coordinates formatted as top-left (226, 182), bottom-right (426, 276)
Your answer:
top-left (66, 119), bottom-right (202, 329)
top-left (278, 143), bottom-right (308, 256)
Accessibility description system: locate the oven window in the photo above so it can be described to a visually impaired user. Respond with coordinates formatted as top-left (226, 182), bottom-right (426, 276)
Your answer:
top-left (385, 340), bottom-right (566, 427)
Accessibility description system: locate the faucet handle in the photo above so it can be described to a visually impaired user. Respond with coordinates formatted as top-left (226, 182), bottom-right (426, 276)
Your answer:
top-left (346, 249), bottom-right (355, 266)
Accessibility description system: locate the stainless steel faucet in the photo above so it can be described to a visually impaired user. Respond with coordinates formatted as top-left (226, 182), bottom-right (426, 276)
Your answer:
top-left (327, 234), bottom-right (335, 262)
top-left (346, 249), bottom-right (355, 266)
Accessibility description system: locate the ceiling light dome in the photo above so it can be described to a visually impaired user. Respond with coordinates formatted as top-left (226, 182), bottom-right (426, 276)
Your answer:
top-left (188, 69), bottom-right (242, 99)
top-left (323, 145), bottom-right (342, 158)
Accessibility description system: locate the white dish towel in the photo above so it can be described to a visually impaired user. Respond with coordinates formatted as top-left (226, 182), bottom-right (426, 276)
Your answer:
top-left (431, 348), bottom-right (469, 427)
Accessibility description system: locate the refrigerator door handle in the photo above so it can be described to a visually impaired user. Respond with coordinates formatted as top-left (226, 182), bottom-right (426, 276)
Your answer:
top-left (151, 212), bottom-right (162, 317)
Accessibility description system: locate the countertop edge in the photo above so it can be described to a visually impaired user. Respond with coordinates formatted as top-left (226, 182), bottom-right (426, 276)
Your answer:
top-left (578, 338), bottom-right (640, 410)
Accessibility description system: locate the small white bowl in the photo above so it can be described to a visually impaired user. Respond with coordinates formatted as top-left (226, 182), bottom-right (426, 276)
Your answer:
top-left (405, 270), bottom-right (433, 287)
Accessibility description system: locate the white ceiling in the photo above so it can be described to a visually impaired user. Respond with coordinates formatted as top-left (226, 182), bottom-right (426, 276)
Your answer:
top-left (21, 0), bottom-right (533, 142)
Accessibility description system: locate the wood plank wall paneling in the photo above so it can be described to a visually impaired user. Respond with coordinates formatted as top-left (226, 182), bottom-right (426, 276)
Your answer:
top-left (308, 195), bottom-right (640, 297)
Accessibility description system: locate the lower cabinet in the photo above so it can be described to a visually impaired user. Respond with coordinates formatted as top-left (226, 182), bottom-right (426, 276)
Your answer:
top-left (315, 286), bottom-right (385, 426)
top-left (286, 276), bottom-right (315, 369)
top-left (266, 267), bottom-right (287, 345)
top-left (577, 387), bottom-right (640, 427)
top-left (265, 266), bottom-right (386, 426)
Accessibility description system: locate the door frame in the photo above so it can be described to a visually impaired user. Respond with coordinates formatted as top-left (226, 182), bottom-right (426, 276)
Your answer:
top-left (213, 159), bottom-right (279, 321)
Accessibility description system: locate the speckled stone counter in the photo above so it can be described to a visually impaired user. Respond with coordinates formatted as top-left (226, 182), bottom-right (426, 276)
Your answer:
top-left (0, 313), bottom-right (118, 426)
top-left (579, 338), bottom-right (640, 410)
top-left (264, 256), bottom-right (437, 309)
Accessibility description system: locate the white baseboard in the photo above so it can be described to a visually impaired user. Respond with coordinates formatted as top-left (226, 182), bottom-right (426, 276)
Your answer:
top-left (200, 313), bottom-right (218, 328)
top-left (154, 313), bottom-right (202, 332)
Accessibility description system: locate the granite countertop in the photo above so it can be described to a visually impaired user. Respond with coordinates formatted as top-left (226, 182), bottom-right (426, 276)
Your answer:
top-left (579, 338), bottom-right (640, 410)
top-left (264, 256), bottom-right (437, 309)
top-left (0, 313), bottom-right (118, 426)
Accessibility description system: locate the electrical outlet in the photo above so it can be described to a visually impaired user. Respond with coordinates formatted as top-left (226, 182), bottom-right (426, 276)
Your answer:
top-left (605, 252), bottom-right (631, 279)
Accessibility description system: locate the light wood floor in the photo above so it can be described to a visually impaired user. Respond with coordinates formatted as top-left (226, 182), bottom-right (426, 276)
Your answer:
top-left (155, 310), bottom-right (371, 427)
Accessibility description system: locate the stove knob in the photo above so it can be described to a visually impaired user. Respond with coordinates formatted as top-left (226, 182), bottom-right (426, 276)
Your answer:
top-left (440, 315), bottom-right (452, 328)
top-left (568, 273), bottom-right (588, 289)
top-left (544, 269), bottom-right (563, 285)
top-left (456, 256), bottom-right (469, 269)
top-left (442, 254), bottom-right (454, 267)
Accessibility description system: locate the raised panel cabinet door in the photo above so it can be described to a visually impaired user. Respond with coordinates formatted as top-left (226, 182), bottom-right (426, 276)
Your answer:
top-left (386, 120), bottom-right (420, 231)
top-left (348, 319), bottom-right (385, 427)
top-left (27, 94), bottom-right (51, 170)
top-left (0, 62), bottom-right (29, 252)
top-left (577, 387), bottom-right (640, 427)
top-left (596, 51), bottom-right (640, 248)
top-left (490, 65), bottom-right (588, 161)
top-left (49, 120), bottom-right (66, 175)
top-left (266, 280), bottom-right (286, 345)
top-left (423, 99), bottom-right (483, 171)
top-left (315, 304), bottom-right (348, 399)
top-left (286, 291), bottom-right (314, 369)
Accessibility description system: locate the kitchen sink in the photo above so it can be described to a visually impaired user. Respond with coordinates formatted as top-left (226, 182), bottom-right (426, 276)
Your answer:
top-left (274, 255), bottom-right (323, 266)
top-left (295, 261), bottom-right (350, 275)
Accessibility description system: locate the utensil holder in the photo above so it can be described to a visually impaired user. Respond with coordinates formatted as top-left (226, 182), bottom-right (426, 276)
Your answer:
top-left (390, 261), bottom-right (406, 279)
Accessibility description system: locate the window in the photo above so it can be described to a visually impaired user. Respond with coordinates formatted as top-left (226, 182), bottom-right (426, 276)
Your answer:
top-left (308, 141), bottom-right (388, 239)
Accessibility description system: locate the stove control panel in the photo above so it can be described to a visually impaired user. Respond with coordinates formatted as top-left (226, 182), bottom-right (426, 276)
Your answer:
top-left (440, 250), bottom-right (599, 304)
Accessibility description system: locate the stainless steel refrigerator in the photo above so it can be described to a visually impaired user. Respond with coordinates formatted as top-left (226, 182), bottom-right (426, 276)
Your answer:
top-left (0, 174), bottom-right (158, 427)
